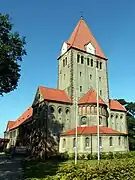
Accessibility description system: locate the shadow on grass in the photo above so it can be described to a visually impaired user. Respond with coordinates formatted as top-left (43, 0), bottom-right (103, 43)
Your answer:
top-left (22, 159), bottom-right (65, 179)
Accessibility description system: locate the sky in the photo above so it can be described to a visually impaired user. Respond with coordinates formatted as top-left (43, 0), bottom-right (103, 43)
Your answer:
top-left (0, 0), bottom-right (135, 137)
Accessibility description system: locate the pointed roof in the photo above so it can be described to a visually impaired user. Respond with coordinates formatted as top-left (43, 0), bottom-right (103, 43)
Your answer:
top-left (61, 126), bottom-right (124, 136)
top-left (67, 18), bottom-right (106, 59)
top-left (10, 107), bottom-right (33, 130)
top-left (39, 86), bottom-right (71, 103)
top-left (78, 88), bottom-right (106, 105)
top-left (110, 99), bottom-right (126, 112)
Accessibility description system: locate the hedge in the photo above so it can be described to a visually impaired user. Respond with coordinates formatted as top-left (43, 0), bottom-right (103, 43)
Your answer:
top-left (45, 158), bottom-right (135, 179)
top-left (56, 151), bottom-right (135, 161)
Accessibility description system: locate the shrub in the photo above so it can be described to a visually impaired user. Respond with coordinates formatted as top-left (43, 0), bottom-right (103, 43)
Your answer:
top-left (45, 158), bottom-right (135, 180)
top-left (68, 153), bottom-right (75, 160)
top-left (92, 153), bottom-right (98, 160)
top-left (87, 153), bottom-right (93, 160)
top-left (100, 152), bottom-right (108, 159)
top-left (78, 153), bottom-right (85, 160)
top-left (107, 151), bottom-right (114, 159)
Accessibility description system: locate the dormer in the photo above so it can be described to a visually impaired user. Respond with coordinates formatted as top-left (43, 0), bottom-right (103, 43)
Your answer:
top-left (61, 42), bottom-right (68, 55)
top-left (85, 42), bottom-right (95, 55)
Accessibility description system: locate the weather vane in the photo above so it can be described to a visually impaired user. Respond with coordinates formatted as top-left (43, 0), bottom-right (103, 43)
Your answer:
top-left (80, 10), bottom-right (84, 19)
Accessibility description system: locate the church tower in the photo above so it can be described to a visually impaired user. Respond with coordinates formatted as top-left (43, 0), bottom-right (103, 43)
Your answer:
top-left (57, 17), bottom-right (109, 106)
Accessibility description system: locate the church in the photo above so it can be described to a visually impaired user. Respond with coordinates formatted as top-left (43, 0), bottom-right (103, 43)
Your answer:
top-left (4, 17), bottom-right (129, 155)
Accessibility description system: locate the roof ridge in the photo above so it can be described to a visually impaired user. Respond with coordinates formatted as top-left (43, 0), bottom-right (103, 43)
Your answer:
top-left (71, 19), bottom-right (82, 47)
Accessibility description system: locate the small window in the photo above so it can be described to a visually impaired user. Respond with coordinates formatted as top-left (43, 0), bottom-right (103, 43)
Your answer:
top-left (64, 74), bottom-right (65, 80)
top-left (58, 107), bottom-right (62, 114)
top-left (111, 114), bottom-right (113, 119)
top-left (80, 86), bottom-right (82, 92)
top-left (73, 138), bottom-right (76, 148)
top-left (99, 77), bottom-right (101, 82)
top-left (99, 137), bottom-right (102, 147)
top-left (63, 59), bottom-right (65, 67)
top-left (109, 137), bottom-right (113, 146)
top-left (120, 115), bottom-right (123, 119)
top-left (85, 137), bottom-right (90, 147)
top-left (87, 58), bottom-right (90, 65)
top-left (63, 139), bottom-right (66, 148)
top-left (116, 115), bottom-right (118, 119)
top-left (91, 59), bottom-right (93, 67)
top-left (118, 136), bottom-right (121, 146)
top-left (100, 90), bottom-right (102, 96)
top-left (81, 56), bottom-right (84, 64)
top-left (90, 74), bottom-right (92, 80)
top-left (80, 116), bottom-right (87, 125)
top-left (100, 62), bottom-right (102, 69)
top-left (96, 61), bottom-right (99, 68)
top-left (80, 72), bottom-right (82, 77)
top-left (77, 54), bottom-right (80, 63)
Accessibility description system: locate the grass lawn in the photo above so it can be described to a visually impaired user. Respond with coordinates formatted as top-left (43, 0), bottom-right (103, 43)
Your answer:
top-left (23, 159), bottom-right (99, 180)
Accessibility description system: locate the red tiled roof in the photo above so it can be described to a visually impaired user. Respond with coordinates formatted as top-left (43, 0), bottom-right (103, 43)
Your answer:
top-left (61, 126), bottom-right (123, 136)
top-left (6, 121), bottom-right (15, 131)
top-left (110, 100), bottom-right (126, 112)
top-left (78, 88), bottom-right (106, 105)
top-left (39, 86), bottom-right (71, 103)
top-left (10, 107), bottom-right (33, 130)
top-left (67, 18), bottom-right (107, 59)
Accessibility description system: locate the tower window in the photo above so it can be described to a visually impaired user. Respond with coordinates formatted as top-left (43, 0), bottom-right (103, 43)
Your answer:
top-left (100, 90), bottom-right (102, 96)
top-left (80, 86), bottom-right (82, 92)
top-left (100, 62), bottom-right (102, 69)
top-left (91, 59), bottom-right (93, 67)
top-left (96, 61), bottom-right (99, 68)
top-left (64, 74), bottom-right (65, 80)
top-left (77, 54), bottom-right (80, 63)
top-left (87, 58), bottom-right (90, 65)
top-left (81, 56), bottom-right (84, 64)
top-left (63, 59), bottom-right (65, 67)
top-left (80, 72), bottom-right (82, 77)
top-left (65, 57), bottom-right (67, 65)
top-left (99, 77), bottom-right (101, 82)
top-left (90, 74), bottom-right (92, 80)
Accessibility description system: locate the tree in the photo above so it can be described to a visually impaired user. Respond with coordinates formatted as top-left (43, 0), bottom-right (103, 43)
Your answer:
top-left (0, 13), bottom-right (26, 96)
top-left (117, 99), bottom-right (135, 150)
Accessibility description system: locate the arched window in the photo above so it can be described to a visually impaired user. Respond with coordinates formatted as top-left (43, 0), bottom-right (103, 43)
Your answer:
top-left (109, 137), bottom-right (113, 146)
top-left (91, 59), bottom-right (93, 67)
top-left (100, 62), bottom-right (102, 69)
top-left (99, 137), bottom-right (102, 147)
top-left (50, 106), bottom-right (55, 113)
top-left (73, 138), bottom-right (76, 148)
top-left (58, 107), bottom-right (62, 114)
top-left (85, 137), bottom-right (90, 147)
top-left (80, 116), bottom-right (87, 125)
top-left (118, 136), bottom-right (121, 146)
top-left (99, 116), bottom-right (102, 125)
top-left (63, 138), bottom-right (66, 148)
top-left (66, 109), bottom-right (70, 115)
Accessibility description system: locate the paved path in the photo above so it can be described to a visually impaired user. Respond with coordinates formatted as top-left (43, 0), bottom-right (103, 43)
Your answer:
top-left (0, 154), bottom-right (24, 180)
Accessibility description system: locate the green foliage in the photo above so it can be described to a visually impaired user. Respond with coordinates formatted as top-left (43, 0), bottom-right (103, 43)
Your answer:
top-left (87, 153), bottom-right (93, 160)
top-left (117, 99), bottom-right (135, 151)
top-left (44, 159), bottom-right (135, 180)
top-left (0, 13), bottom-right (26, 95)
